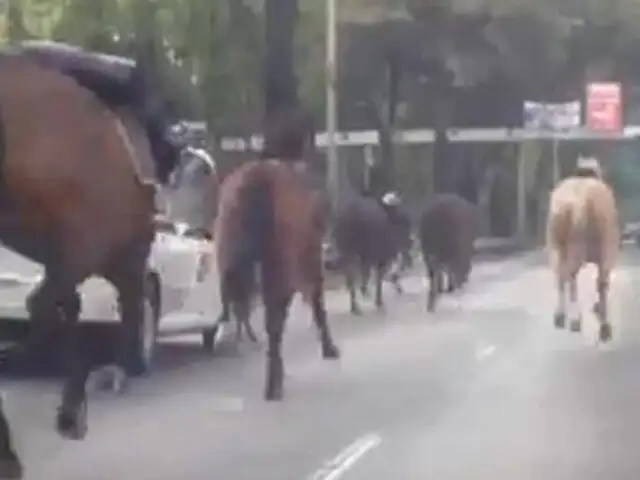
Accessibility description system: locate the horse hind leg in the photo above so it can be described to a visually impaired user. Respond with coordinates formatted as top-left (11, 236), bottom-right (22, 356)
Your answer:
top-left (56, 291), bottom-right (91, 440)
top-left (309, 287), bottom-right (340, 360)
top-left (388, 254), bottom-right (404, 295)
top-left (26, 269), bottom-right (91, 441)
top-left (232, 299), bottom-right (259, 344)
top-left (0, 397), bottom-right (23, 479)
top-left (374, 262), bottom-right (387, 312)
top-left (360, 262), bottom-right (371, 297)
top-left (104, 239), bottom-right (154, 388)
top-left (568, 274), bottom-right (582, 333)
top-left (344, 259), bottom-right (362, 315)
top-left (553, 263), bottom-right (569, 329)
top-left (594, 269), bottom-right (612, 343)
top-left (426, 260), bottom-right (441, 313)
top-left (223, 266), bottom-right (259, 345)
top-left (263, 292), bottom-right (292, 401)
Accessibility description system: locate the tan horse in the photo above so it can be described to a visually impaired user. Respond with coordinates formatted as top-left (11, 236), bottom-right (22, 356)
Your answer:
top-left (546, 156), bottom-right (620, 342)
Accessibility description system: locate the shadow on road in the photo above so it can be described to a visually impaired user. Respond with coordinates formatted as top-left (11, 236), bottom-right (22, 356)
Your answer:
top-left (0, 327), bottom-right (241, 381)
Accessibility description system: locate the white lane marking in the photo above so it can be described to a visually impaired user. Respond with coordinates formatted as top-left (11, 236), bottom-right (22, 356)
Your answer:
top-left (309, 433), bottom-right (382, 480)
top-left (475, 345), bottom-right (496, 360)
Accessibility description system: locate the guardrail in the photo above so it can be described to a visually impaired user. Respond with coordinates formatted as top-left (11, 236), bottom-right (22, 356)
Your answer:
top-left (219, 126), bottom-right (640, 152)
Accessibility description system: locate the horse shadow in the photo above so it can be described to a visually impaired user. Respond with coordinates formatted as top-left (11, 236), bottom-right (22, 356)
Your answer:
top-left (0, 324), bottom-right (243, 381)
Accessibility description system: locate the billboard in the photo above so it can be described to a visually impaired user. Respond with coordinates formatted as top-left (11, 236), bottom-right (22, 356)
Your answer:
top-left (523, 101), bottom-right (581, 131)
top-left (586, 82), bottom-right (622, 132)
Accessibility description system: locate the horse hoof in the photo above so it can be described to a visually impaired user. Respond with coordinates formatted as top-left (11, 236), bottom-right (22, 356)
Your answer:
top-left (89, 365), bottom-right (128, 395)
top-left (0, 453), bottom-right (23, 479)
top-left (264, 385), bottom-right (283, 401)
top-left (599, 324), bottom-right (613, 343)
top-left (427, 298), bottom-right (436, 313)
top-left (247, 333), bottom-right (259, 343)
top-left (322, 343), bottom-right (341, 359)
top-left (56, 402), bottom-right (88, 440)
top-left (569, 318), bottom-right (582, 333)
top-left (109, 369), bottom-right (128, 395)
top-left (593, 301), bottom-right (604, 317)
top-left (351, 307), bottom-right (362, 316)
top-left (554, 312), bottom-right (566, 329)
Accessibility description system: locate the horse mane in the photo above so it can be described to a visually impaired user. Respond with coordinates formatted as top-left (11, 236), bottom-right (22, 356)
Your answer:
top-left (9, 40), bottom-right (180, 184)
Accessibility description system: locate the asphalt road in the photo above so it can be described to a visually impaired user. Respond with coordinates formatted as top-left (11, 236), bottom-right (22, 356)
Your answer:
top-left (1, 248), bottom-right (639, 480)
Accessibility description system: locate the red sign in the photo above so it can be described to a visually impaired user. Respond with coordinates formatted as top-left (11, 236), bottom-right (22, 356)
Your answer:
top-left (586, 82), bottom-right (622, 132)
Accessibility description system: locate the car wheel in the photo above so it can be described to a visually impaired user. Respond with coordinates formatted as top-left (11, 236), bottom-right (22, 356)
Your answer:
top-left (127, 275), bottom-right (160, 376)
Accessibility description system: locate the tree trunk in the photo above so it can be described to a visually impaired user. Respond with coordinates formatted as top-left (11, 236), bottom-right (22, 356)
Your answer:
top-left (432, 78), bottom-right (453, 193)
top-left (264, 0), bottom-right (299, 115)
top-left (380, 59), bottom-right (401, 192)
top-left (263, 0), bottom-right (309, 159)
top-left (7, 0), bottom-right (29, 41)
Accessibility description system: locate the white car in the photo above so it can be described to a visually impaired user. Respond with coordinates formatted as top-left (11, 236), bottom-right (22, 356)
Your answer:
top-left (0, 217), bottom-right (225, 373)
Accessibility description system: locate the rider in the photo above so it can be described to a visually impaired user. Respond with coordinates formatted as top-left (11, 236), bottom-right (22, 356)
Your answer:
top-left (163, 122), bottom-right (217, 237)
top-left (379, 190), bottom-right (413, 275)
top-left (380, 191), bottom-right (410, 230)
top-left (575, 154), bottom-right (603, 178)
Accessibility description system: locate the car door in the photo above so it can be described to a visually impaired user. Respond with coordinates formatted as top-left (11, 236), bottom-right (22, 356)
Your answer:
top-left (150, 221), bottom-right (218, 320)
top-left (149, 221), bottom-right (200, 315)
top-left (177, 231), bottom-right (219, 320)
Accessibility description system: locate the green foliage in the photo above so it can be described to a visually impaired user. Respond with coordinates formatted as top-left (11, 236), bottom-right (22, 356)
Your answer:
top-left (6, 0), bottom-right (640, 134)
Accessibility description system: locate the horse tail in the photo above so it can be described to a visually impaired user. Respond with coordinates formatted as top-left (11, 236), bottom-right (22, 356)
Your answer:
top-left (219, 165), bottom-right (274, 314)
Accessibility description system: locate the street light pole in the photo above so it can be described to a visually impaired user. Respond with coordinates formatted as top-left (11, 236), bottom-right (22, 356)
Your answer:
top-left (326, 0), bottom-right (339, 207)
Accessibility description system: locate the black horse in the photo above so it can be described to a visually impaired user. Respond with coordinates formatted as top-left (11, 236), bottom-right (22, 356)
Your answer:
top-left (333, 190), bottom-right (412, 315)
top-left (419, 193), bottom-right (477, 313)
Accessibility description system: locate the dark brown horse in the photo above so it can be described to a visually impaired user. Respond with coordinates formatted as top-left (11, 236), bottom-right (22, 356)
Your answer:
top-left (214, 112), bottom-right (340, 400)
top-left (419, 193), bottom-right (477, 313)
top-left (0, 44), bottom-right (180, 478)
top-left (332, 191), bottom-right (412, 315)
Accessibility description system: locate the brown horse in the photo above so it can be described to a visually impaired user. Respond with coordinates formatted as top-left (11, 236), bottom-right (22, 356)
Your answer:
top-left (215, 121), bottom-right (340, 399)
top-left (0, 45), bottom-right (180, 477)
top-left (546, 155), bottom-right (620, 342)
